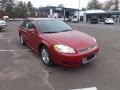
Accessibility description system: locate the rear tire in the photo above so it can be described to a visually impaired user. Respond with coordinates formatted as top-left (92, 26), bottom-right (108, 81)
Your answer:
top-left (40, 46), bottom-right (53, 66)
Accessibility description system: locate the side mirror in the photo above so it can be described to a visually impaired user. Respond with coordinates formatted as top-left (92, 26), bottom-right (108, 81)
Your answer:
top-left (29, 28), bottom-right (37, 34)
top-left (29, 23), bottom-right (37, 33)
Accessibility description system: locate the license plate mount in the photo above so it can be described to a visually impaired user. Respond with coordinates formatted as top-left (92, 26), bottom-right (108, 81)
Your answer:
top-left (82, 53), bottom-right (96, 64)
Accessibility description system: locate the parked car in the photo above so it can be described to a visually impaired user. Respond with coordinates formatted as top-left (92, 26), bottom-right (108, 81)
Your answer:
top-left (14, 18), bottom-right (23, 21)
top-left (0, 19), bottom-right (7, 31)
top-left (9, 18), bottom-right (15, 21)
top-left (19, 18), bottom-right (99, 67)
top-left (3, 16), bottom-right (9, 21)
top-left (57, 16), bottom-right (64, 21)
top-left (57, 16), bottom-right (69, 22)
top-left (72, 16), bottom-right (78, 23)
top-left (104, 18), bottom-right (114, 24)
top-left (90, 16), bottom-right (98, 24)
top-left (64, 17), bottom-right (70, 22)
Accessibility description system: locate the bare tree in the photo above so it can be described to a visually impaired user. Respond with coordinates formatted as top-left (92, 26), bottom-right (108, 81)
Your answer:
top-left (87, 0), bottom-right (102, 9)
top-left (103, 0), bottom-right (113, 11)
top-left (103, 0), bottom-right (119, 11)
top-left (114, 0), bottom-right (119, 11)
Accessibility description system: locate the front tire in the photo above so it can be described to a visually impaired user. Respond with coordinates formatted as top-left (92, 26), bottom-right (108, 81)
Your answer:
top-left (40, 46), bottom-right (53, 66)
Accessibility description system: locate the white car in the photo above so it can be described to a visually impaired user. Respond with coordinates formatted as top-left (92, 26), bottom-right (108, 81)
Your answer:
top-left (57, 17), bottom-right (64, 21)
top-left (9, 18), bottom-right (14, 21)
top-left (105, 18), bottom-right (114, 24)
top-left (0, 20), bottom-right (7, 31)
top-left (72, 16), bottom-right (78, 23)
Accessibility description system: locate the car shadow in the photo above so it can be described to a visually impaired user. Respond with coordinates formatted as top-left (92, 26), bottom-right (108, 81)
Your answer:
top-left (0, 29), bottom-right (6, 33)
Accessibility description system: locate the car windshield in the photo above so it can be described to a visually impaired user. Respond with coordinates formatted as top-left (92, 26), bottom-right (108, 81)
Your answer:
top-left (108, 18), bottom-right (113, 20)
top-left (37, 19), bottom-right (72, 33)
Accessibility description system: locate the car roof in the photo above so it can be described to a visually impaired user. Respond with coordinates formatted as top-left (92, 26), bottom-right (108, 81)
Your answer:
top-left (24, 18), bottom-right (56, 21)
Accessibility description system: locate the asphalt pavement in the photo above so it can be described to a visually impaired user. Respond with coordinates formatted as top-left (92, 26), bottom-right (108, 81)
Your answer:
top-left (0, 22), bottom-right (120, 90)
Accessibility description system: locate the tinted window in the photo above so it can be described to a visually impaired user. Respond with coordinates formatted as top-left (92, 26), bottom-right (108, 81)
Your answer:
top-left (22, 21), bottom-right (35, 29)
top-left (22, 21), bottom-right (27, 28)
top-left (37, 19), bottom-right (72, 33)
top-left (21, 21), bottom-right (29, 29)
top-left (27, 21), bottom-right (35, 29)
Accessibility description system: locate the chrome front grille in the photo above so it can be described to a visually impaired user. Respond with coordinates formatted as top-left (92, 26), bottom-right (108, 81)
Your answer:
top-left (79, 44), bottom-right (97, 53)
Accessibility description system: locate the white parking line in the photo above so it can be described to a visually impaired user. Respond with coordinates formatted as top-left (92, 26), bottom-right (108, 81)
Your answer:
top-left (70, 87), bottom-right (97, 90)
top-left (0, 49), bottom-right (30, 52)
top-left (0, 50), bottom-right (16, 52)
top-left (0, 38), bottom-right (13, 40)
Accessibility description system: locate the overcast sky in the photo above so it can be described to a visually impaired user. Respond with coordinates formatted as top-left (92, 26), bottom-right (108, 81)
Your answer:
top-left (19, 0), bottom-right (107, 9)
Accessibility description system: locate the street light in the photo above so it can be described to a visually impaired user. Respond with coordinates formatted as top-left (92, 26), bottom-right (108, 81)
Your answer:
top-left (15, 0), bottom-right (18, 6)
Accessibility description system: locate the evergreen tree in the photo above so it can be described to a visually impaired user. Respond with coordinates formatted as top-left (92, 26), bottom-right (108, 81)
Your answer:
top-left (6, 4), bottom-right (15, 18)
top-left (27, 1), bottom-right (35, 17)
top-left (1, 0), bottom-right (36, 18)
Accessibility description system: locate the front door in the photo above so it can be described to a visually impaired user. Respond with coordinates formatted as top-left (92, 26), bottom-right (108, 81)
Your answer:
top-left (26, 21), bottom-right (40, 51)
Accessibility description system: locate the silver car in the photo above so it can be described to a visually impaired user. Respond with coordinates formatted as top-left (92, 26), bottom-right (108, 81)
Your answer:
top-left (0, 19), bottom-right (7, 31)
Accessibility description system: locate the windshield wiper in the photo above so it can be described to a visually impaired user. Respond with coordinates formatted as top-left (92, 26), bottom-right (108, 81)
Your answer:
top-left (43, 31), bottom-right (58, 33)
top-left (43, 30), bottom-right (71, 33)
top-left (60, 30), bottom-right (71, 32)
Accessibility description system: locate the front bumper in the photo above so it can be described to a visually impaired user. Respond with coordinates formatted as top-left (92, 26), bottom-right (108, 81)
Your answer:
top-left (0, 24), bottom-right (7, 29)
top-left (105, 22), bottom-right (114, 24)
top-left (52, 46), bottom-right (99, 67)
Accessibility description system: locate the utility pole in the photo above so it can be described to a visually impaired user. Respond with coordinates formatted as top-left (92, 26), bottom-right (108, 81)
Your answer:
top-left (16, 0), bottom-right (18, 6)
top-left (78, 0), bottom-right (80, 21)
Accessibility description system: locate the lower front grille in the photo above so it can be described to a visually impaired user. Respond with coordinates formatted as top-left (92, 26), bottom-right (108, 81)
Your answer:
top-left (79, 44), bottom-right (97, 53)
top-left (87, 53), bottom-right (96, 60)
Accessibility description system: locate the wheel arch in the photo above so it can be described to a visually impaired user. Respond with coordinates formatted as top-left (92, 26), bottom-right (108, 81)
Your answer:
top-left (38, 43), bottom-right (46, 51)
top-left (38, 40), bottom-right (52, 53)
top-left (38, 42), bottom-right (55, 66)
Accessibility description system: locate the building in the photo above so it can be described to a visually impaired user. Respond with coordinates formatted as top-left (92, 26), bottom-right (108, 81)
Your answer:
top-left (37, 6), bottom-right (78, 19)
top-left (68, 9), bottom-right (120, 22)
top-left (74, 9), bottom-right (120, 22)
top-left (83, 10), bottom-right (106, 22)
top-left (38, 6), bottom-right (120, 23)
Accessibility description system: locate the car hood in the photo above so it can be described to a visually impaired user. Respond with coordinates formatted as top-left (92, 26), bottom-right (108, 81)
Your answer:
top-left (0, 20), bottom-right (6, 24)
top-left (44, 30), bottom-right (95, 50)
top-left (105, 19), bottom-right (114, 22)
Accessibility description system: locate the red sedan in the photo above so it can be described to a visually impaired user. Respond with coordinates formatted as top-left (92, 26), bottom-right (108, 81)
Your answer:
top-left (18, 18), bottom-right (99, 67)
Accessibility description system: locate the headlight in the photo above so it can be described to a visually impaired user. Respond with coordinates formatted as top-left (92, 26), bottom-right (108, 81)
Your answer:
top-left (53, 45), bottom-right (76, 53)
top-left (93, 37), bottom-right (97, 43)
